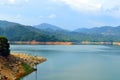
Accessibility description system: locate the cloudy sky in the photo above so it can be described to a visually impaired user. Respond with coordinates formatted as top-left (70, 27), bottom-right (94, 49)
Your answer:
top-left (0, 0), bottom-right (120, 30)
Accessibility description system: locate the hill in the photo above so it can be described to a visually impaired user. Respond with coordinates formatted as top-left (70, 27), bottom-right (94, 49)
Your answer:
top-left (0, 20), bottom-right (120, 42)
top-left (0, 20), bottom-right (60, 41)
top-left (74, 26), bottom-right (120, 36)
top-left (74, 26), bottom-right (120, 42)
top-left (34, 23), bottom-right (73, 41)
top-left (35, 23), bottom-right (64, 31)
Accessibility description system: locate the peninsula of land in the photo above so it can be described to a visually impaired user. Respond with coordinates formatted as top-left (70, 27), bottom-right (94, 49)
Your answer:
top-left (0, 53), bottom-right (46, 80)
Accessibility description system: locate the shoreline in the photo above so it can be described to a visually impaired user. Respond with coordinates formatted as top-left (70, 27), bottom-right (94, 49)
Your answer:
top-left (0, 53), bottom-right (46, 80)
top-left (10, 41), bottom-right (120, 46)
top-left (80, 41), bottom-right (120, 46)
top-left (10, 41), bottom-right (72, 45)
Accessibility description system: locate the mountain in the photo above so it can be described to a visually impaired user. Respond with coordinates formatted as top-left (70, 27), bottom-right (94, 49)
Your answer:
top-left (0, 20), bottom-right (19, 28)
top-left (0, 20), bottom-right (120, 42)
top-left (0, 20), bottom-right (60, 41)
top-left (74, 26), bottom-right (120, 42)
top-left (34, 23), bottom-right (99, 42)
top-left (34, 23), bottom-right (65, 32)
top-left (74, 26), bottom-right (120, 36)
top-left (34, 23), bottom-right (73, 41)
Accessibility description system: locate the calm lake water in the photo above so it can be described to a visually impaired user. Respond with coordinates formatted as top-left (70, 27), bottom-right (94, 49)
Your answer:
top-left (10, 45), bottom-right (120, 80)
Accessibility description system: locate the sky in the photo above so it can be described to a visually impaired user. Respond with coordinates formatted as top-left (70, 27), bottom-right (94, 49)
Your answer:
top-left (0, 0), bottom-right (120, 30)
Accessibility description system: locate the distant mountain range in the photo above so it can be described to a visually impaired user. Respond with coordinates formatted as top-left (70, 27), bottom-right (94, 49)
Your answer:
top-left (0, 20), bottom-right (120, 42)
top-left (35, 23), bottom-right (65, 31)
top-left (75, 26), bottom-right (120, 36)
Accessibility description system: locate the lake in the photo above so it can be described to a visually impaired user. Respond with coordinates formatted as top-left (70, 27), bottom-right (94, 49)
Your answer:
top-left (10, 45), bottom-right (120, 80)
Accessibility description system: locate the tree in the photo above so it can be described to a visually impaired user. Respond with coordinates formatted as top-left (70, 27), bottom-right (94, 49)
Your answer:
top-left (0, 36), bottom-right (10, 57)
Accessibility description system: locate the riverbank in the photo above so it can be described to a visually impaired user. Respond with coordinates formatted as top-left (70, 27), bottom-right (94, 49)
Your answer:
top-left (0, 53), bottom-right (46, 80)
top-left (10, 41), bottom-right (120, 46)
top-left (10, 41), bottom-right (73, 45)
top-left (81, 41), bottom-right (120, 46)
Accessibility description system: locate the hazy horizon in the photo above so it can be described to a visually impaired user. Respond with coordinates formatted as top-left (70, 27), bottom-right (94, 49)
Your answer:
top-left (1, 0), bottom-right (120, 30)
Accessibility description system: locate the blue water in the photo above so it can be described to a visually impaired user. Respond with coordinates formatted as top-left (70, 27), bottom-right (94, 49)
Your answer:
top-left (10, 45), bottom-right (120, 80)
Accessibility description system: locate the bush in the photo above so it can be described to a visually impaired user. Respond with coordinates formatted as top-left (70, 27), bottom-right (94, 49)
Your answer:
top-left (0, 36), bottom-right (10, 57)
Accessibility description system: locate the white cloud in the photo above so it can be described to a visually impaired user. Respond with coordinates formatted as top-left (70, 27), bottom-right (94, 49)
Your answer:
top-left (38, 14), bottom-right (56, 19)
top-left (57, 0), bottom-right (120, 17)
top-left (0, 0), bottom-right (29, 6)
top-left (60, 0), bottom-right (102, 13)
top-left (48, 14), bottom-right (56, 18)
top-left (39, 16), bottom-right (44, 19)
top-left (8, 0), bottom-right (16, 4)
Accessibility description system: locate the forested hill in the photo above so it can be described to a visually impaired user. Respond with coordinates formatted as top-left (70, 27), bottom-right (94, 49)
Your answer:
top-left (34, 23), bottom-right (120, 42)
top-left (0, 20), bottom-right (59, 41)
top-left (0, 20), bottom-right (120, 42)
top-left (74, 26), bottom-right (120, 36)
top-left (74, 26), bottom-right (120, 41)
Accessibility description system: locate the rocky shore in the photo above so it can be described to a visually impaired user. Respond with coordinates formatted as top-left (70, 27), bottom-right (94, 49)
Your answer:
top-left (0, 53), bottom-right (46, 80)
top-left (80, 41), bottom-right (120, 46)
top-left (10, 41), bottom-right (120, 46)
top-left (113, 42), bottom-right (120, 46)
top-left (10, 41), bottom-right (73, 45)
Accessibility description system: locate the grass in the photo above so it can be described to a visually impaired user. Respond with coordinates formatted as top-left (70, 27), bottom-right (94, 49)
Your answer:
top-left (22, 63), bottom-right (34, 73)
top-left (16, 63), bottom-right (35, 80)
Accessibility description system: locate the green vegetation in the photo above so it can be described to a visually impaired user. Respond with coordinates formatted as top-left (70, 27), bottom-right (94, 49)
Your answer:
top-left (0, 20), bottom-right (120, 42)
top-left (17, 63), bottom-right (35, 80)
top-left (22, 63), bottom-right (34, 74)
top-left (0, 36), bottom-right (10, 57)
top-left (0, 22), bottom-right (60, 42)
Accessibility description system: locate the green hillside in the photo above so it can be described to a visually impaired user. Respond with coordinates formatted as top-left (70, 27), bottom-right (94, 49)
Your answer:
top-left (0, 21), bottom-right (59, 42)
top-left (0, 20), bottom-right (120, 42)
